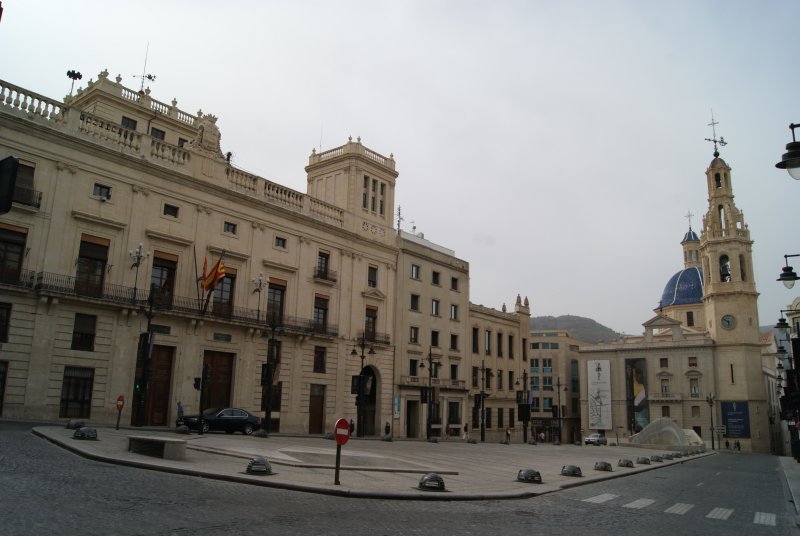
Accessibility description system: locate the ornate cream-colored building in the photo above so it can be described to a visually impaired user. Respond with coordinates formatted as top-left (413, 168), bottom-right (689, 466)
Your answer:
top-left (0, 71), bottom-right (531, 438)
top-left (579, 149), bottom-right (776, 453)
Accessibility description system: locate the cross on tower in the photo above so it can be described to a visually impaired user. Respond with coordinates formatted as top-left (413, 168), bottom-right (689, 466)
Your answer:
top-left (685, 209), bottom-right (694, 230)
top-left (704, 109), bottom-right (727, 157)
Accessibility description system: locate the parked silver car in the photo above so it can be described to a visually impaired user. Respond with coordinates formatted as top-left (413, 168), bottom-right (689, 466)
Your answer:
top-left (584, 433), bottom-right (608, 445)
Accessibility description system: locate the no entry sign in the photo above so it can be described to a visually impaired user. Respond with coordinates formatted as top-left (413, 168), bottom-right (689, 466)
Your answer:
top-left (116, 395), bottom-right (125, 411)
top-left (335, 418), bottom-right (350, 446)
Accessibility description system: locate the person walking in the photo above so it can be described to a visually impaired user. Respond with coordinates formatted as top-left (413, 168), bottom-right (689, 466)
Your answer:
top-left (505, 428), bottom-right (511, 444)
top-left (176, 401), bottom-right (184, 426)
top-left (463, 423), bottom-right (469, 441)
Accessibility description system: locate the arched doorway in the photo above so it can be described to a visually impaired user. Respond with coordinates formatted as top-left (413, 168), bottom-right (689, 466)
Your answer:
top-left (359, 366), bottom-right (378, 436)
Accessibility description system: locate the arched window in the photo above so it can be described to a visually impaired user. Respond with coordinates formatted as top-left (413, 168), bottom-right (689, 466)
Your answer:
top-left (714, 172), bottom-right (722, 188)
top-left (720, 255), bottom-right (731, 282)
top-left (739, 254), bottom-right (747, 281)
top-left (718, 205), bottom-right (727, 234)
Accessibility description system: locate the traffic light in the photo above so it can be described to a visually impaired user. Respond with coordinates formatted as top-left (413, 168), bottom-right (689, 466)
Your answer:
top-left (193, 377), bottom-right (201, 391)
top-left (134, 379), bottom-right (143, 392)
top-left (0, 156), bottom-right (18, 215)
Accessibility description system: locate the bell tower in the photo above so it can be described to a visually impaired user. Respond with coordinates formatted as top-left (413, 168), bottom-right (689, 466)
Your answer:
top-left (698, 122), bottom-right (766, 452)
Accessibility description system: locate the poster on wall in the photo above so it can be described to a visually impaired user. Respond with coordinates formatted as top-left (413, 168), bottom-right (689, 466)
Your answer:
top-left (394, 394), bottom-right (400, 419)
top-left (625, 358), bottom-right (649, 433)
top-left (721, 401), bottom-right (750, 438)
top-left (587, 360), bottom-right (612, 430)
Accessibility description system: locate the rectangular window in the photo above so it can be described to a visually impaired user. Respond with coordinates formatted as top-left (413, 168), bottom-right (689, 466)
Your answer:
top-left (662, 406), bottom-right (670, 418)
top-left (313, 346), bottom-right (326, 373)
top-left (661, 379), bottom-right (669, 394)
top-left (121, 116), bottom-right (138, 130)
top-left (497, 333), bottom-right (503, 357)
top-left (485, 368), bottom-right (492, 389)
top-left (223, 221), bottom-right (237, 234)
top-left (485, 330), bottom-right (491, 355)
top-left (71, 313), bottom-right (96, 351)
top-left (508, 335), bottom-right (514, 359)
top-left (687, 311), bottom-right (694, 327)
top-left (431, 299), bottom-right (440, 316)
top-left (531, 358), bottom-right (539, 370)
top-left (543, 397), bottom-right (552, 410)
top-left (498, 407), bottom-right (504, 429)
top-left (93, 183), bottom-right (111, 200)
top-left (178, 137), bottom-right (188, 147)
top-left (59, 366), bottom-right (94, 418)
top-left (486, 407), bottom-right (492, 428)
top-left (498, 370), bottom-right (503, 390)
top-left (410, 359), bottom-right (418, 377)
top-left (410, 294), bottom-right (420, 311)
top-left (543, 376), bottom-right (553, 391)
top-left (368, 266), bottom-right (377, 288)
top-left (448, 401), bottom-right (460, 425)
top-left (450, 334), bottom-right (458, 351)
top-left (450, 304), bottom-right (458, 320)
top-left (432, 271), bottom-right (440, 285)
top-left (267, 283), bottom-right (286, 324)
top-left (0, 302), bottom-right (10, 342)
top-left (688, 356), bottom-right (698, 367)
top-left (75, 235), bottom-right (108, 297)
top-left (531, 342), bottom-right (540, 349)
top-left (150, 127), bottom-right (166, 140)
top-left (472, 327), bottom-right (479, 353)
top-left (690, 378), bottom-right (699, 397)
top-left (730, 363), bottom-right (735, 384)
top-left (365, 307), bottom-right (377, 341)
top-left (509, 408), bottom-right (515, 428)
top-left (691, 405), bottom-right (700, 418)
top-left (0, 226), bottom-right (27, 284)
top-left (212, 274), bottom-right (235, 317)
top-left (411, 264), bottom-right (420, 280)
top-left (472, 366), bottom-right (479, 387)
top-left (163, 204), bottom-right (179, 218)
top-left (409, 326), bottom-right (419, 344)
top-left (275, 236), bottom-right (287, 249)
top-left (450, 364), bottom-right (458, 380)
top-left (451, 277), bottom-right (459, 291)
top-left (508, 371), bottom-right (514, 389)
top-left (522, 338), bottom-right (528, 361)
top-left (313, 296), bottom-right (328, 333)
top-left (531, 376), bottom-right (540, 391)
top-left (531, 397), bottom-right (540, 410)
top-left (431, 330), bottom-right (439, 347)
top-left (542, 358), bottom-right (552, 372)
top-left (151, 254), bottom-right (177, 307)
top-left (316, 252), bottom-right (330, 279)
top-left (660, 358), bottom-right (668, 368)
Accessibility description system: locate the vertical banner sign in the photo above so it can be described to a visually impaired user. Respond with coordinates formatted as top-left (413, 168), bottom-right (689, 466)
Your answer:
top-left (393, 394), bottom-right (400, 419)
top-left (625, 358), bottom-right (649, 433)
top-left (587, 360), bottom-right (612, 430)
top-left (721, 401), bottom-right (750, 438)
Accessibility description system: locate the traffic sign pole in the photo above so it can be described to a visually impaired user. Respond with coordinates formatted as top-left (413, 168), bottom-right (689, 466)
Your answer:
top-left (115, 395), bottom-right (125, 430)
top-left (333, 418), bottom-right (349, 485)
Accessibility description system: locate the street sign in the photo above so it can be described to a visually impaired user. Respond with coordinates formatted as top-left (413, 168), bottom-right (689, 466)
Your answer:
top-left (334, 418), bottom-right (350, 446)
top-left (116, 395), bottom-right (125, 411)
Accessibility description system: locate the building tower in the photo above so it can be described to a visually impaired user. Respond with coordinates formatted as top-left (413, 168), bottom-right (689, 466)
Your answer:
top-left (699, 144), bottom-right (767, 451)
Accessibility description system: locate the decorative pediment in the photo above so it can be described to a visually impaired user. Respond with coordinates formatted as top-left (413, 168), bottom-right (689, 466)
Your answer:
top-left (207, 246), bottom-right (249, 261)
top-left (261, 259), bottom-right (297, 273)
top-left (146, 228), bottom-right (193, 246)
top-left (71, 210), bottom-right (126, 230)
top-left (362, 287), bottom-right (386, 301)
top-left (643, 314), bottom-right (682, 328)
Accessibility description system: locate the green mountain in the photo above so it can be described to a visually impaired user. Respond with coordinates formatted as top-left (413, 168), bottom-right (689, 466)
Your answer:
top-left (529, 315), bottom-right (621, 344)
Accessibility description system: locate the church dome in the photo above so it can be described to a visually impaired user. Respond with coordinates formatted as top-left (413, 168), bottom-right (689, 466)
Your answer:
top-left (681, 228), bottom-right (699, 243)
top-left (659, 267), bottom-right (704, 308)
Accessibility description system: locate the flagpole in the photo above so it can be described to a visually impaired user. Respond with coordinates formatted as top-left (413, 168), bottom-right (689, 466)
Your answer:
top-left (193, 246), bottom-right (203, 314)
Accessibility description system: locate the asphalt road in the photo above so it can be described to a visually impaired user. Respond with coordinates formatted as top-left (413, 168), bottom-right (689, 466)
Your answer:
top-left (1, 421), bottom-right (797, 536)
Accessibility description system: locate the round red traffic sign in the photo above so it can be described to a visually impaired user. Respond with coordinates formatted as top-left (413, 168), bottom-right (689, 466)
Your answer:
top-left (116, 395), bottom-right (124, 411)
top-left (334, 418), bottom-right (350, 446)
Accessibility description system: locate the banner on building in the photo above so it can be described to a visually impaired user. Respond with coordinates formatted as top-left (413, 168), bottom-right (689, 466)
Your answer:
top-left (625, 358), bottom-right (649, 433)
top-left (587, 359), bottom-right (612, 430)
top-left (721, 401), bottom-right (751, 438)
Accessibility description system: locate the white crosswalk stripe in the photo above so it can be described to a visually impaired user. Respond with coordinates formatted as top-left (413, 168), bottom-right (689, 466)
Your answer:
top-left (753, 512), bottom-right (776, 526)
top-left (622, 498), bottom-right (656, 509)
top-left (706, 507), bottom-right (734, 520)
top-left (582, 493), bottom-right (618, 504)
top-left (664, 503), bottom-right (694, 515)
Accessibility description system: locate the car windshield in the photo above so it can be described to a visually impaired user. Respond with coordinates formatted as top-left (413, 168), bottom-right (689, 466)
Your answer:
top-left (202, 408), bottom-right (221, 417)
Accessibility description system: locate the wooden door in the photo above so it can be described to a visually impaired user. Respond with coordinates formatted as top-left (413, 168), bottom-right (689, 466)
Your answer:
top-left (202, 351), bottom-right (233, 409)
top-left (309, 384), bottom-right (325, 434)
top-left (145, 345), bottom-right (174, 426)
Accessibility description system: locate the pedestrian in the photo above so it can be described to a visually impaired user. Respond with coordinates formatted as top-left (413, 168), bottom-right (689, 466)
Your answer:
top-left (384, 421), bottom-right (390, 436)
top-left (349, 419), bottom-right (355, 436)
top-left (505, 428), bottom-right (511, 444)
top-left (463, 423), bottom-right (469, 441)
top-left (725, 439), bottom-right (730, 450)
top-left (176, 401), bottom-right (184, 424)
top-left (538, 431), bottom-right (545, 443)
top-left (735, 440), bottom-right (740, 451)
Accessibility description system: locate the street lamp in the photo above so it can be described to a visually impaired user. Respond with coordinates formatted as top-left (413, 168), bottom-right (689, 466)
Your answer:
top-left (128, 243), bottom-right (149, 303)
top-left (515, 371), bottom-right (529, 444)
top-left (350, 337), bottom-right (375, 438)
top-left (480, 360), bottom-right (487, 442)
top-left (134, 283), bottom-right (157, 427)
top-left (262, 314), bottom-right (284, 437)
top-left (555, 376), bottom-right (567, 445)
top-left (251, 272), bottom-right (264, 322)
top-left (777, 255), bottom-right (800, 289)
top-left (775, 123), bottom-right (800, 180)
top-left (706, 393), bottom-right (716, 450)
top-left (419, 347), bottom-right (439, 441)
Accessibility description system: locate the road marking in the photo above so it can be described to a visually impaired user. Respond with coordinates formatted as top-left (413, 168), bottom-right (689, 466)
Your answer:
top-left (696, 482), bottom-right (704, 487)
top-left (664, 503), bottom-right (694, 515)
top-left (583, 493), bottom-right (618, 504)
top-left (706, 507), bottom-right (734, 520)
top-left (623, 498), bottom-right (656, 509)
top-left (753, 512), bottom-right (776, 526)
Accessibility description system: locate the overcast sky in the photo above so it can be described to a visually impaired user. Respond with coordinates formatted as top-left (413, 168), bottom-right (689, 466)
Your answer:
top-left (2, 1), bottom-right (799, 335)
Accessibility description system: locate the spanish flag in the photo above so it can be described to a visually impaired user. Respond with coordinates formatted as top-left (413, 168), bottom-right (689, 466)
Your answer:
top-left (202, 254), bottom-right (225, 291)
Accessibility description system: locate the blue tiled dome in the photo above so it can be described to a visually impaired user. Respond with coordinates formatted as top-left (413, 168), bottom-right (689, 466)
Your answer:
top-left (682, 229), bottom-right (699, 243)
top-left (659, 267), bottom-right (704, 308)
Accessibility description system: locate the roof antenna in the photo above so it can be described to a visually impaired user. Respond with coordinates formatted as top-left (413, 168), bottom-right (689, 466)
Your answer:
top-left (704, 109), bottom-right (727, 157)
top-left (134, 42), bottom-right (157, 92)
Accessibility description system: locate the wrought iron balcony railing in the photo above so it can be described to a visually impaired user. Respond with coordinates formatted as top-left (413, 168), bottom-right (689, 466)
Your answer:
top-left (13, 185), bottom-right (42, 209)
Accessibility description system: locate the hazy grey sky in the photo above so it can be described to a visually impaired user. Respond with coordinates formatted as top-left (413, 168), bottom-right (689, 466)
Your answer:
top-left (2, 1), bottom-right (799, 335)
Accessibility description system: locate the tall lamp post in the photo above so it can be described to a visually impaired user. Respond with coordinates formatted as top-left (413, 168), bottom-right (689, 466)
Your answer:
top-left (776, 312), bottom-right (800, 459)
top-left (555, 376), bottom-right (567, 445)
top-left (351, 337), bottom-right (375, 438)
top-left (706, 393), bottom-right (716, 450)
top-left (262, 314), bottom-right (283, 437)
top-left (775, 123), bottom-right (800, 180)
top-left (129, 243), bottom-right (149, 303)
top-left (419, 348), bottom-right (439, 441)
top-left (134, 283), bottom-right (156, 427)
top-left (480, 360), bottom-right (487, 442)
top-left (251, 272), bottom-right (264, 322)
top-left (515, 371), bottom-right (529, 444)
